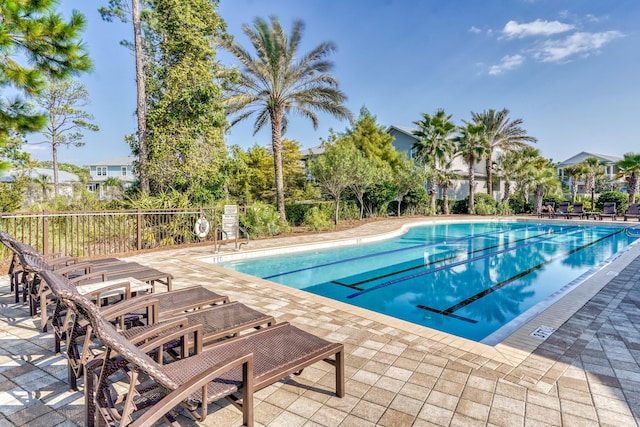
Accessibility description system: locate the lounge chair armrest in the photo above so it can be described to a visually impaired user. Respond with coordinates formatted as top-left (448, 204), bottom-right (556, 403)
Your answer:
top-left (54, 261), bottom-right (94, 276)
top-left (138, 323), bottom-right (204, 356)
top-left (128, 317), bottom-right (190, 345)
top-left (129, 353), bottom-right (254, 427)
top-left (69, 270), bottom-right (108, 284)
top-left (99, 294), bottom-right (158, 317)
top-left (81, 281), bottom-right (133, 306)
top-left (100, 296), bottom-right (160, 326)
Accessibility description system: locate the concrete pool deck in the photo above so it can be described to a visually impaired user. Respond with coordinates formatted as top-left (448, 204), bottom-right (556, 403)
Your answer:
top-left (1, 216), bottom-right (640, 426)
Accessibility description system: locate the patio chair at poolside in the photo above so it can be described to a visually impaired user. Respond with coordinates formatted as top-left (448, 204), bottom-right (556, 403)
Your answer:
top-left (567, 202), bottom-right (585, 219)
top-left (624, 203), bottom-right (640, 221)
top-left (599, 202), bottom-right (617, 221)
top-left (556, 202), bottom-right (570, 217)
top-left (40, 270), bottom-right (344, 427)
top-left (17, 251), bottom-right (174, 332)
top-left (538, 202), bottom-right (556, 218)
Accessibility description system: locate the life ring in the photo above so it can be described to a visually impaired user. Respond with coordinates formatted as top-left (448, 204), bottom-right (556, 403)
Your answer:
top-left (194, 216), bottom-right (210, 238)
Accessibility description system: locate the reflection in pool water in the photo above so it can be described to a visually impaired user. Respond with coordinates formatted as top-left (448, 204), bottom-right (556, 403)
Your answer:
top-left (216, 222), bottom-right (637, 342)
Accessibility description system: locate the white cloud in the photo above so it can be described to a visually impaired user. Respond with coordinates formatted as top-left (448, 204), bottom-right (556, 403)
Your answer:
top-left (533, 31), bottom-right (623, 62)
top-left (469, 26), bottom-right (482, 34)
top-left (488, 54), bottom-right (525, 75)
top-left (503, 19), bottom-right (575, 38)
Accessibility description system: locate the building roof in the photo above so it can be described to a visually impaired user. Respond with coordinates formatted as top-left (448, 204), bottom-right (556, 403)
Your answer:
top-left (387, 125), bottom-right (419, 140)
top-left (557, 152), bottom-right (622, 167)
top-left (300, 145), bottom-right (325, 158)
top-left (0, 167), bottom-right (79, 183)
top-left (87, 156), bottom-right (136, 167)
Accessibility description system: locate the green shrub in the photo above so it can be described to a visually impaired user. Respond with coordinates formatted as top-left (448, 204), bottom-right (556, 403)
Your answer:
top-left (452, 193), bottom-right (497, 215)
top-left (241, 202), bottom-right (288, 238)
top-left (596, 191), bottom-right (629, 214)
top-left (496, 200), bottom-right (512, 215)
top-left (304, 206), bottom-right (333, 231)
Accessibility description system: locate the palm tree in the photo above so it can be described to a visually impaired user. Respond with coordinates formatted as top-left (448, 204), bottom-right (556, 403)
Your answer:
top-left (564, 163), bottom-right (587, 203)
top-left (219, 17), bottom-right (352, 221)
top-left (412, 109), bottom-right (457, 213)
top-left (33, 174), bottom-right (53, 199)
top-left (471, 108), bottom-right (537, 196)
top-left (435, 159), bottom-right (460, 215)
top-left (616, 152), bottom-right (640, 204)
top-left (529, 157), bottom-right (562, 214)
top-left (454, 122), bottom-right (488, 214)
top-left (580, 157), bottom-right (605, 204)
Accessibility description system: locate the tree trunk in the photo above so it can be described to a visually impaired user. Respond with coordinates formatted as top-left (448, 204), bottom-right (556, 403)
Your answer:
top-left (52, 142), bottom-right (59, 196)
top-left (132, 0), bottom-right (149, 193)
top-left (334, 197), bottom-right (340, 225)
top-left (468, 166), bottom-right (475, 214)
top-left (571, 179), bottom-right (578, 203)
top-left (485, 157), bottom-right (492, 195)
top-left (430, 180), bottom-right (437, 213)
top-left (270, 109), bottom-right (286, 222)
top-left (502, 180), bottom-right (511, 202)
top-left (442, 184), bottom-right (449, 214)
top-left (397, 197), bottom-right (401, 217)
top-left (630, 174), bottom-right (637, 204)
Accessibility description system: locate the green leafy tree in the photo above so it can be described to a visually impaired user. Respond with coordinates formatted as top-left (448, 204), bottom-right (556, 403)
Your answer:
top-left (347, 145), bottom-right (380, 219)
top-left (143, 0), bottom-right (228, 200)
top-left (220, 16), bottom-right (352, 221)
top-left (615, 152), bottom-right (640, 204)
top-left (435, 159), bottom-right (461, 215)
top-left (33, 78), bottom-right (98, 195)
top-left (529, 156), bottom-right (562, 214)
top-left (471, 108), bottom-right (537, 195)
top-left (455, 122), bottom-right (488, 214)
top-left (308, 142), bottom-right (357, 224)
top-left (390, 157), bottom-right (425, 216)
top-left (0, 0), bottom-right (91, 170)
top-left (342, 107), bottom-right (400, 168)
top-left (280, 138), bottom-right (307, 202)
top-left (32, 173), bottom-right (53, 200)
top-left (412, 109), bottom-right (457, 213)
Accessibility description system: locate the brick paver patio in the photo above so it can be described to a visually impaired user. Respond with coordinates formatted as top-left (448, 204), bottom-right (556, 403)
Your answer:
top-left (1, 217), bottom-right (639, 426)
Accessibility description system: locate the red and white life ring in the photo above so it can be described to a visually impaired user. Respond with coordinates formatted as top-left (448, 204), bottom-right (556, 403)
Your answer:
top-left (194, 216), bottom-right (210, 238)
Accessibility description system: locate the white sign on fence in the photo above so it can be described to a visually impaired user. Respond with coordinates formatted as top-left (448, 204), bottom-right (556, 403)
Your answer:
top-left (222, 205), bottom-right (239, 239)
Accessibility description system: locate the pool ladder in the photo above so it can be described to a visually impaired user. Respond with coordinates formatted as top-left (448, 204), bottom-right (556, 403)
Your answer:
top-left (213, 226), bottom-right (250, 253)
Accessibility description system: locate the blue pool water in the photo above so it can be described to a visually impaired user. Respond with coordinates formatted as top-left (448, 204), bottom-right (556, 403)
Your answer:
top-left (216, 221), bottom-right (638, 342)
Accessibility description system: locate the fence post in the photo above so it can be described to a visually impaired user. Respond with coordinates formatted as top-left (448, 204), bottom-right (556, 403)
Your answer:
top-left (42, 210), bottom-right (49, 255)
top-left (137, 208), bottom-right (142, 251)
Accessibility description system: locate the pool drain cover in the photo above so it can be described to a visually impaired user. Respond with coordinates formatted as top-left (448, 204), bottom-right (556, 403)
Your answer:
top-left (530, 325), bottom-right (556, 340)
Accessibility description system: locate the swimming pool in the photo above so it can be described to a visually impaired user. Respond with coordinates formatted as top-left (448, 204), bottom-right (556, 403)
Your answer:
top-left (215, 221), bottom-right (638, 343)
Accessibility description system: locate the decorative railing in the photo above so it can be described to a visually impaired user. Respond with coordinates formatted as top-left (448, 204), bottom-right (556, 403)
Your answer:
top-left (0, 207), bottom-right (239, 264)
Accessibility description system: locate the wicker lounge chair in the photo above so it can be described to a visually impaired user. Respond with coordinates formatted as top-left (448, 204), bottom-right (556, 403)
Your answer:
top-left (624, 203), bottom-right (640, 221)
top-left (567, 202), bottom-right (585, 219)
top-left (538, 202), bottom-right (555, 218)
top-left (556, 202), bottom-right (570, 217)
top-left (599, 202), bottom-right (617, 220)
top-left (41, 270), bottom-right (344, 427)
top-left (16, 251), bottom-right (174, 332)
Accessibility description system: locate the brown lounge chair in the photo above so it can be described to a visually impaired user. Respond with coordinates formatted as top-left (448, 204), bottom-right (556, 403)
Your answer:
top-left (22, 254), bottom-right (265, 393)
top-left (41, 270), bottom-right (344, 427)
top-left (624, 203), bottom-right (640, 221)
top-left (599, 202), bottom-right (617, 220)
top-left (15, 249), bottom-right (174, 331)
top-left (567, 202), bottom-right (585, 219)
top-left (538, 202), bottom-right (555, 218)
top-left (556, 202), bottom-right (570, 217)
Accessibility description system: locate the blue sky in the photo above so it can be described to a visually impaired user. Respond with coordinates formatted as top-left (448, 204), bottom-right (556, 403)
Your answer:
top-left (26, 0), bottom-right (639, 166)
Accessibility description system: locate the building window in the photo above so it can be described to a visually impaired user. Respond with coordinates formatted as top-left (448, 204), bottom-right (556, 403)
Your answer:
top-left (121, 166), bottom-right (127, 176)
top-left (97, 167), bottom-right (107, 176)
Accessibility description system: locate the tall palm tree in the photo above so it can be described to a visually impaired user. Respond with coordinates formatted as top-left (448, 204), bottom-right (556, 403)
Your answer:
top-left (529, 157), bottom-right (562, 214)
top-left (616, 152), bottom-right (640, 204)
top-left (471, 108), bottom-right (537, 196)
top-left (580, 156), bottom-right (605, 199)
top-left (412, 109), bottom-right (457, 213)
top-left (564, 163), bottom-right (587, 203)
top-left (454, 122), bottom-right (488, 214)
top-left (219, 17), bottom-right (352, 221)
top-left (435, 159), bottom-right (460, 215)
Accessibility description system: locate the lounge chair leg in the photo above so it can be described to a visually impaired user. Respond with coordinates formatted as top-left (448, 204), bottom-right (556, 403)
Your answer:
top-left (336, 349), bottom-right (345, 398)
